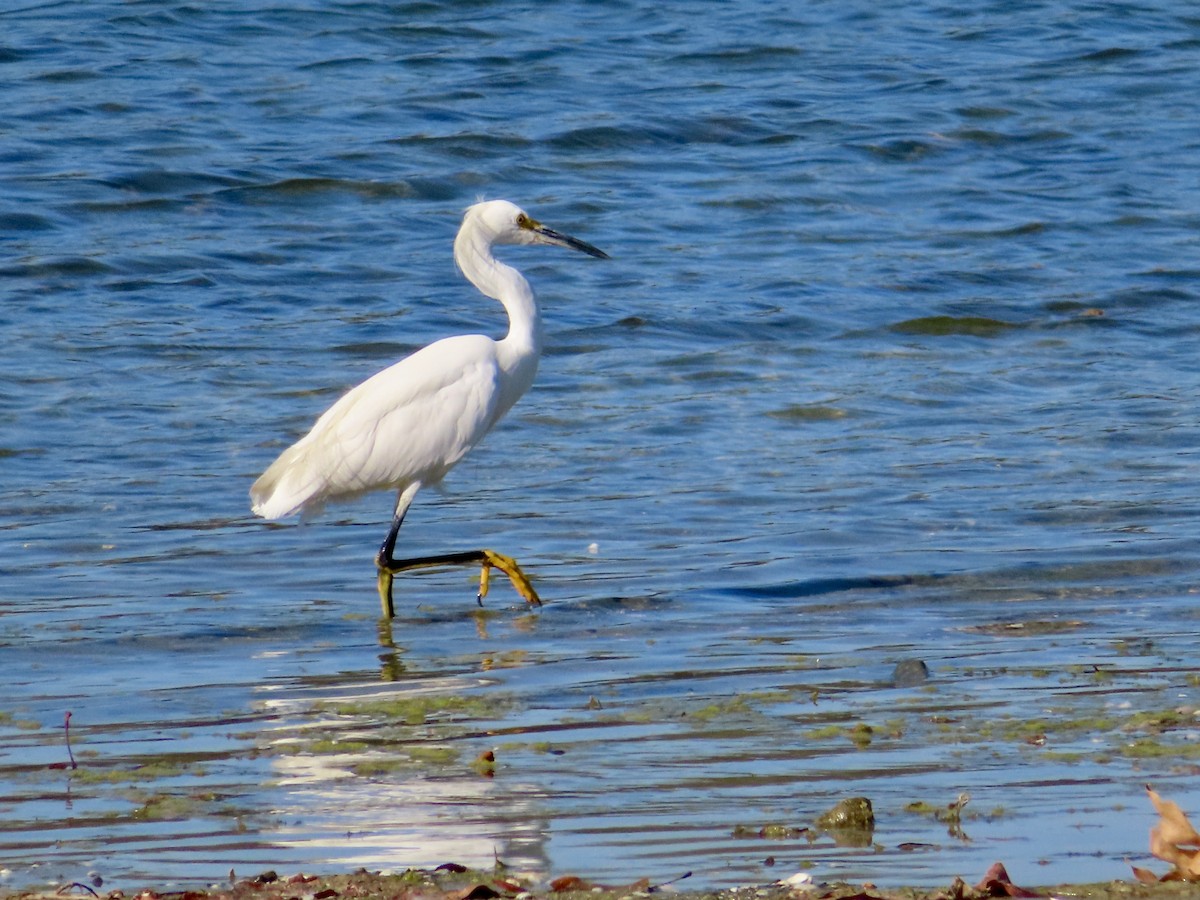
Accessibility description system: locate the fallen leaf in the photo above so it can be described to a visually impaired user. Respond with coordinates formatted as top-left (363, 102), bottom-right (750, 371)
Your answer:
top-left (455, 885), bottom-right (500, 900)
top-left (1150, 825), bottom-right (1182, 868)
top-left (1179, 849), bottom-right (1200, 880)
top-left (975, 861), bottom-right (1011, 888)
top-left (549, 876), bottom-right (590, 892)
top-left (1129, 863), bottom-right (1161, 884)
top-left (1148, 785), bottom-right (1200, 846)
top-left (1147, 784), bottom-right (1200, 880)
top-left (974, 862), bottom-right (1040, 897)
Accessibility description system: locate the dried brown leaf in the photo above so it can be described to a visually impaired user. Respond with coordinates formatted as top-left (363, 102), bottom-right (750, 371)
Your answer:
top-left (1147, 784), bottom-right (1200, 881)
top-left (1147, 785), bottom-right (1200, 846)
top-left (973, 862), bottom-right (1010, 891)
top-left (1151, 824), bottom-right (1179, 866)
top-left (1179, 847), bottom-right (1200, 880)
top-left (974, 862), bottom-right (1040, 898)
top-left (1128, 864), bottom-right (1161, 885)
top-left (549, 876), bottom-right (590, 892)
top-left (454, 885), bottom-right (500, 900)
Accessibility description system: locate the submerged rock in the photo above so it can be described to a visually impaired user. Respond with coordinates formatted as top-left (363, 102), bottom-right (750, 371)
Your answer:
top-left (814, 796), bottom-right (875, 847)
top-left (892, 658), bottom-right (929, 687)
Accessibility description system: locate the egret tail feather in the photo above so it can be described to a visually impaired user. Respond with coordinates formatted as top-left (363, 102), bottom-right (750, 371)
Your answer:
top-left (250, 442), bottom-right (329, 519)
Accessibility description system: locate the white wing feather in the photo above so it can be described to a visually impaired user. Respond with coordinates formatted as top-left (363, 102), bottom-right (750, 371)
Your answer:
top-left (251, 334), bottom-right (504, 519)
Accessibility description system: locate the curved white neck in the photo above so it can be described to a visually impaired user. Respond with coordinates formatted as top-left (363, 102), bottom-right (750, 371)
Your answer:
top-left (454, 224), bottom-right (542, 357)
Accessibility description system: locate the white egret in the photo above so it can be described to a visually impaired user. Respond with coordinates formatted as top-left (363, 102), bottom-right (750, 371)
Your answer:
top-left (250, 199), bottom-right (608, 617)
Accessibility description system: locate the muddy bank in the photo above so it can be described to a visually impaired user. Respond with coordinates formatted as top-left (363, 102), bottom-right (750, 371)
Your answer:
top-left (5, 866), bottom-right (1196, 900)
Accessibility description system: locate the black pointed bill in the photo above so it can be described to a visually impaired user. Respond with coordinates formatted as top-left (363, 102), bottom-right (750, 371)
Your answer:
top-left (532, 223), bottom-right (610, 259)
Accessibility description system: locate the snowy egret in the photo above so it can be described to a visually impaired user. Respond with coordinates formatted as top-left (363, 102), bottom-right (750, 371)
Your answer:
top-left (250, 200), bottom-right (608, 617)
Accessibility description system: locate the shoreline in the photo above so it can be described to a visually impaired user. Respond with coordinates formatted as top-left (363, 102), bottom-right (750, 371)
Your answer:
top-left (4, 865), bottom-right (1194, 900)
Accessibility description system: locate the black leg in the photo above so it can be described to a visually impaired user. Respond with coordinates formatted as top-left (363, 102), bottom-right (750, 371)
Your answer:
top-left (376, 509), bottom-right (406, 569)
top-left (375, 509), bottom-right (406, 619)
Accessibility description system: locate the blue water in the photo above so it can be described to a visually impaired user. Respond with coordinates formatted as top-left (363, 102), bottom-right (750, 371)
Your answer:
top-left (3, 0), bottom-right (1200, 891)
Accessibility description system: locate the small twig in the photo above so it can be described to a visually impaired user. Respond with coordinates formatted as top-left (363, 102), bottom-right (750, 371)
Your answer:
top-left (648, 871), bottom-right (692, 893)
top-left (48, 711), bottom-right (79, 771)
top-left (64, 710), bottom-right (78, 770)
top-left (55, 883), bottom-right (98, 897)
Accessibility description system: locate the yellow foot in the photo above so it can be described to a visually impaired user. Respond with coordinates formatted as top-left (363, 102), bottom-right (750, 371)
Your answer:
top-left (377, 568), bottom-right (395, 619)
top-left (478, 549), bottom-right (541, 606)
top-left (376, 548), bottom-right (541, 617)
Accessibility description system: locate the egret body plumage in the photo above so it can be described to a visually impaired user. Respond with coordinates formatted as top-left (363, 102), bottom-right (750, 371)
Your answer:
top-left (250, 200), bottom-right (608, 616)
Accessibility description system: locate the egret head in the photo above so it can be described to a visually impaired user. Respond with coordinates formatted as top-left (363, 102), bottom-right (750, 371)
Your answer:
top-left (465, 200), bottom-right (609, 259)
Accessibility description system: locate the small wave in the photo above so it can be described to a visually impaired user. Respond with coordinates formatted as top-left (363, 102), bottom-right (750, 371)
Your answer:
top-left (0, 211), bottom-right (58, 232)
top-left (101, 169), bottom-right (246, 196)
top-left (889, 315), bottom-right (1019, 337)
top-left (221, 177), bottom-right (420, 203)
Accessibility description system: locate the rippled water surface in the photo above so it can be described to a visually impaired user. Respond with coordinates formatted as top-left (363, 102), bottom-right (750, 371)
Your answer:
top-left (3, 0), bottom-right (1200, 891)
